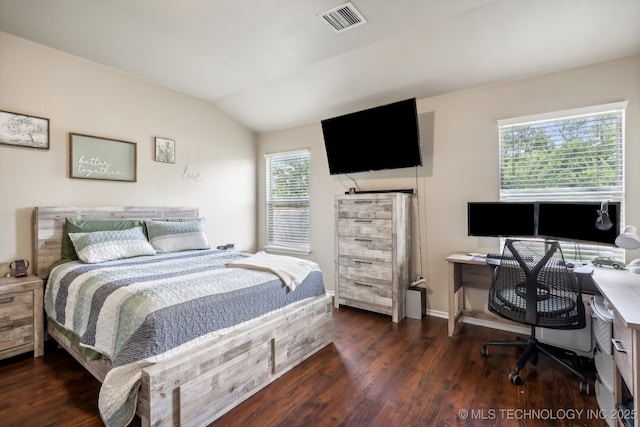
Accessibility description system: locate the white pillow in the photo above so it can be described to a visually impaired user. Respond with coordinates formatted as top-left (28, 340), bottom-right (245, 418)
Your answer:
top-left (146, 218), bottom-right (210, 252)
top-left (68, 226), bottom-right (156, 263)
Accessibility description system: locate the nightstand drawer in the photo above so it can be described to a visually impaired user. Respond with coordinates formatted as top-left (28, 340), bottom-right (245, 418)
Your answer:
top-left (612, 311), bottom-right (634, 391)
top-left (0, 291), bottom-right (34, 351)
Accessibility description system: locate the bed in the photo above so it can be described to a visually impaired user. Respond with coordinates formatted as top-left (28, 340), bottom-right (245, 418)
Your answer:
top-left (32, 206), bottom-right (333, 427)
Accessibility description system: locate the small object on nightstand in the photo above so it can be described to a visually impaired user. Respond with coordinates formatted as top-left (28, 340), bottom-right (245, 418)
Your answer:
top-left (9, 259), bottom-right (29, 277)
top-left (216, 245), bottom-right (227, 250)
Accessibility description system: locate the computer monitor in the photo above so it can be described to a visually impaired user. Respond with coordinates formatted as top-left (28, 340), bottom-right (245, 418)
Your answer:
top-left (467, 202), bottom-right (537, 238)
top-left (536, 201), bottom-right (620, 246)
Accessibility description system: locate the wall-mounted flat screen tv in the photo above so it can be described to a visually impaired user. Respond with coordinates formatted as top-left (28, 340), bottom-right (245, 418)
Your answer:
top-left (467, 202), bottom-right (537, 237)
top-left (537, 201), bottom-right (620, 246)
top-left (321, 98), bottom-right (422, 175)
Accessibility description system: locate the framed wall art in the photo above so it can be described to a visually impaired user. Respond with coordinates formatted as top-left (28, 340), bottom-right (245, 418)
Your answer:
top-left (0, 110), bottom-right (50, 150)
top-left (69, 133), bottom-right (137, 182)
top-left (155, 137), bottom-right (175, 163)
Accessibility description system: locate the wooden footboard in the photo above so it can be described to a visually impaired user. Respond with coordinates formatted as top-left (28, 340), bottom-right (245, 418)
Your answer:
top-left (49, 294), bottom-right (333, 427)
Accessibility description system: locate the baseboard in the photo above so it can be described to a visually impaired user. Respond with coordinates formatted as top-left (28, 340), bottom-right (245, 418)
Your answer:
top-left (425, 308), bottom-right (448, 319)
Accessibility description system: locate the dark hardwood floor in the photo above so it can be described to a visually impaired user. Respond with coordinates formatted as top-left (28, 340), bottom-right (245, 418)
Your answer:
top-left (0, 307), bottom-right (605, 426)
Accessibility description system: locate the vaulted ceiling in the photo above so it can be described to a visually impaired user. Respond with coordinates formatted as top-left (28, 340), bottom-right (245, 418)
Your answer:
top-left (1, 0), bottom-right (639, 133)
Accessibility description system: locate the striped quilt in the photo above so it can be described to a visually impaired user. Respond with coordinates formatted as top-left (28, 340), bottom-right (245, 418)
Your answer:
top-left (44, 249), bottom-right (326, 427)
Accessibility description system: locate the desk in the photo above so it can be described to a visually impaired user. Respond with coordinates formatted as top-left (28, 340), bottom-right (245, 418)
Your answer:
top-left (447, 253), bottom-right (640, 425)
top-left (446, 253), bottom-right (525, 337)
top-left (590, 267), bottom-right (640, 426)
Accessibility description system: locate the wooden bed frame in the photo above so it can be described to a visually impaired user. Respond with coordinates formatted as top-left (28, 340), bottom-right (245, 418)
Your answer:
top-left (32, 206), bottom-right (334, 426)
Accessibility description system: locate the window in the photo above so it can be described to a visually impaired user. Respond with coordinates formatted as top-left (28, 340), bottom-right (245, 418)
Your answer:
top-left (265, 149), bottom-right (310, 254)
top-left (498, 102), bottom-right (627, 261)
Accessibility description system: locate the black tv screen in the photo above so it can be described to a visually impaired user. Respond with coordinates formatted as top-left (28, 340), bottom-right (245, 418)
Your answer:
top-left (537, 202), bottom-right (620, 246)
top-left (321, 98), bottom-right (422, 175)
top-left (467, 202), bottom-right (537, 237)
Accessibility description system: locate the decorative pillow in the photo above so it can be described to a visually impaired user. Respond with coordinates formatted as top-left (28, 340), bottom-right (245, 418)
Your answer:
top-left (68, 226), bottom-right (156, 263)
top-left (146, 218), bottom-right (210, 252)
top-left (62, 218), bottom-right (147, 260)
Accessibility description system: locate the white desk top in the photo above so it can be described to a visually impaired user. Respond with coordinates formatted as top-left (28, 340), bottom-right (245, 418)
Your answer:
top-left (590, 267), bottom-right (640, 329)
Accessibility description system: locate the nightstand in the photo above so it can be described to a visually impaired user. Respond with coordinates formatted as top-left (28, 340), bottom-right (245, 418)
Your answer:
top-left (0, 274), bottom-right (44, 360)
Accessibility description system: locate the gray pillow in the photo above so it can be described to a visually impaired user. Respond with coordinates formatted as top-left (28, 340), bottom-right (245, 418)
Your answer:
top-left (68, 226), bottom-right (156, 263)
top-left (146, 218), bottom-right (210, 252)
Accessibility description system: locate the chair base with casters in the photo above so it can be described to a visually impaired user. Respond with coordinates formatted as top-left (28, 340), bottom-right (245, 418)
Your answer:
top-left (481, 325), bottom-right (590, 395)
top-left (481, 239), bottom-right (589, 394)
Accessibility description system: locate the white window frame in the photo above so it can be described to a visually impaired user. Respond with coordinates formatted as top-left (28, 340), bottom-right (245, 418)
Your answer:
top-left (265, 149), bottom-right (311, 255)
top-left (498, 102), bottom-right (627, 262)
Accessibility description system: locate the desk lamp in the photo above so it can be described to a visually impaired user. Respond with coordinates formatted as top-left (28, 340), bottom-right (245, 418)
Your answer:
top-left (615, 225), bottom-right (640, 250)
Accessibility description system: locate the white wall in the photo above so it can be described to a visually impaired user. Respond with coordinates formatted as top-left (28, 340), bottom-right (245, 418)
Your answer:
top-left (0, 32), bottom-right (258, 275)
top-left (257, 54), bottom-right (640, 315)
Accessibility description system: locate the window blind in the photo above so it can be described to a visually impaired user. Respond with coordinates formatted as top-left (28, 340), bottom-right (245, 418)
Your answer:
top-left (265, 149), bottom-right (310, 254)
top-left (498, 102), bottom-right (626, 261)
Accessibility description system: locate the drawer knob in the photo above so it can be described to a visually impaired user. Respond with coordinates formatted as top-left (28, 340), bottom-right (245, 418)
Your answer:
top-left (611, 338), bottom-right (627, 353)
top-left (354, 260), bottom-right (372, 265)
top-left (354, 220), bottom-right (373, 223)
top-left (354, 238), bottom-right (373, 243)
top-left (354, 282), bottom-right (373, 287)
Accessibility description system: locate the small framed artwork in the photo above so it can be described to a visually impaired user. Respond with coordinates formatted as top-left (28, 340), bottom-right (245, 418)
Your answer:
top-left (0, 110), bottom-right (50, 150)
top-left (69, 133), bottom-right (137, 182)
top-left (155, 137), bottom-right (175, 163)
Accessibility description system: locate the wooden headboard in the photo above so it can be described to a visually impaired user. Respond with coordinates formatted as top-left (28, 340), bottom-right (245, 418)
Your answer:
top-left (32, 206), bottom-right (199, 279)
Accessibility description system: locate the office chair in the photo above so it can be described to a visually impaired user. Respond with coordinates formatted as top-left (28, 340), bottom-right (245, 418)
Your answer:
top-left (481, 239), bottom-right (589, 394)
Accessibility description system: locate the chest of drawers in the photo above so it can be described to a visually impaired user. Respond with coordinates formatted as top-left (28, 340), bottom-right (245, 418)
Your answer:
top-left (334, 192), bottom-right (411, 322)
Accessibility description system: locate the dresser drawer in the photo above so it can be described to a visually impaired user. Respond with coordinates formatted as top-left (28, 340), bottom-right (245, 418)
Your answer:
top-left (338, 236), bottom-right (393, 262)
top-left (337, 275), bottom-right (393, 315)
top-left (337, 199), bottom-right (393, 220)
top-left (612, 311), bottom-right (634, 391)
top-left (337, 218), bottom-right (392, 239)
top-left (338, 257), bottom-right (393, 283)
top-left (0, 290), bottom-right (34, 352)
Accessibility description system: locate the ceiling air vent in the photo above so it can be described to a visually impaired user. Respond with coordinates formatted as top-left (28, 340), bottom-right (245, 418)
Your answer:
top-left (318, 2), bottom-right (367, 33)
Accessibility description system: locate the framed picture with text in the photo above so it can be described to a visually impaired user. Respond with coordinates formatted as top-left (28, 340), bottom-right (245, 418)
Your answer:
top-left (69, 133), bottom-right (137, 182)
